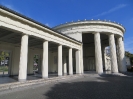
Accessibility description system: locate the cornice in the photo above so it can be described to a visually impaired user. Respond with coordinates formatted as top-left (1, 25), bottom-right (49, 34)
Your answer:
top-left (53, 20), bottom-right (125, 33)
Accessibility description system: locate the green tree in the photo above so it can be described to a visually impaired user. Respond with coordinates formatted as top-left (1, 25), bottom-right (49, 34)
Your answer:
top-left (125, 51), bottom-right (133, 58)
top-left (0, 51), bottom-right (9, 75)
top-left (125, 51), bottom-right (133, 65)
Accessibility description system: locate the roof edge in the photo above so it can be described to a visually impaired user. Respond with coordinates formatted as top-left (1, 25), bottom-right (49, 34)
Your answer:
top-left (0, 5), bottom-right (82, 44)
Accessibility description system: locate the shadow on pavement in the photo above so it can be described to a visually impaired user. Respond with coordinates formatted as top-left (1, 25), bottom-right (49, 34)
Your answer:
top-left (45, 74), bottom-right (133, 99)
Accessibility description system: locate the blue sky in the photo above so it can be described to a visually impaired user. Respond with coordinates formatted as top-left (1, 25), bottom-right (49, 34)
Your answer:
top-left (0, 0), bottom-right (133, 53)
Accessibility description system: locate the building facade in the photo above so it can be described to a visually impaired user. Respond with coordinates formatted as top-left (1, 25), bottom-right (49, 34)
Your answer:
top-left (0, 5), bottom-right (127, 82)
top-left (54, 20), bottom-right (127, 74)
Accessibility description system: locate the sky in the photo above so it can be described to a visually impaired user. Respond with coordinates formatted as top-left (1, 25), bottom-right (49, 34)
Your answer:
top-left (0, 0), bottom-right (133, 53)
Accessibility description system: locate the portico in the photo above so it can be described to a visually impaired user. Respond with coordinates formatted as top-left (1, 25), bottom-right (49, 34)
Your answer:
top-left (0, 6), bottom-right (83, 82)
top-left (0, 5), bottom-right (127, 84)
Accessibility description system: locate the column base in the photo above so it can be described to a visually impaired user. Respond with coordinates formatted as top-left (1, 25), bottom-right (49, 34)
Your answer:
top-left (76, 73), bottom-right (82, 75)
top-left (58, 75), bottom-right (62, 77)
top-left (69, 74), bottom-right (73, 75)
top-left (96, 71), bottom-right (103, 74)
top-left (111, 72), bottom-right (119, 75)
top-left (42, 77), bottom-right (48, 79)
top-left (18, 79), bottom-right (26, 82)
top-left (64, 73), bottom-right (67, 76)
top-left (98, 72), bottom-right (104, 75)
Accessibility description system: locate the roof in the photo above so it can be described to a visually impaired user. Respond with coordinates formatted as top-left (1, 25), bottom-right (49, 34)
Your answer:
top-left (0, 5), bottom-right (82, 43)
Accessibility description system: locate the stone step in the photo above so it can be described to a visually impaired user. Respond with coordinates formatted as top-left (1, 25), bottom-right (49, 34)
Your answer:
top-left (0, 74), bottom-right (86, 92)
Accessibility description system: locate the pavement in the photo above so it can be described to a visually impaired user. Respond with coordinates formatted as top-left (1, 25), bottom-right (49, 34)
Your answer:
top-left (0, 72), bottom-right (133, 99)
top-left (0, 73), bottom-right (68, 84)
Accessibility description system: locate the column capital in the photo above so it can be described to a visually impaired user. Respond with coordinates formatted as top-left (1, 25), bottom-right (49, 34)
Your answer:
top-left (43, 40), bottom-right (49, 42)
top-left (108, 32), bottom-right (115, 35)
top-left (69, 47), bottom-right (72, 49)
top-left (76, 49), bottom-right (80, 51)
top-left (58, 44), bottom-right (62, 46)
top-left (21, 33), bottom-right (29, 36)
top-left (117, 36), bottom-right (124, 41)
top-left (117, 35), bottom-right (123, 38)
top-left (92, 32), bottom-right (100, 34)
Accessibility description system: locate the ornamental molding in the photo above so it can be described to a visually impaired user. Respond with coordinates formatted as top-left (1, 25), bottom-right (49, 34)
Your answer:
top-left (54, 21), bottom-right (125, 33)
top-left (58, 25), bottom-right (123, 36)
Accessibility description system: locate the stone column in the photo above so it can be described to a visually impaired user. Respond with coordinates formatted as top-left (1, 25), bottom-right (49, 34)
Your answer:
top-left (58, 45), bottom-right (62, 76)
top-left (94, 32), bottom-right (103, 74)
top-left (104, 48), bottom-right (107, 71)
top-left (109, 34), bottom-right (118, 73)
top-left (69, 48), bottom-right (73, 75)
top-left (117, 36), bottom-right (127, 72)
top-left (80, 44), bottom-right (84, 74)
top-left (76, 50), bottom-right (81, 74)
top-left (42, 41), bottom-right (48, 78)
top-left (63, 55), bottom-right (67, 75)
top-left (102, 46), bottom-right (105, 70)
top-left (18, 34), bottom-right (28, 82)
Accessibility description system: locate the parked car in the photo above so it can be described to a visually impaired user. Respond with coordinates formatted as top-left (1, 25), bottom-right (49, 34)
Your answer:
top-left (127, 65), bottom-right (133, 71)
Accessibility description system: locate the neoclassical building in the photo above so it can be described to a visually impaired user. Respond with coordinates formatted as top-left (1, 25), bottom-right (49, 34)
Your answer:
top-left (0, 5), bottom-right (126, 82)
top-left (54, 20), bottom-right (127, 74)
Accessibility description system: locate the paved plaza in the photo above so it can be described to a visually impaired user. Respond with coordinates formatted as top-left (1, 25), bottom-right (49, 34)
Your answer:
top-left (0, 73), bottom-right (133, 99)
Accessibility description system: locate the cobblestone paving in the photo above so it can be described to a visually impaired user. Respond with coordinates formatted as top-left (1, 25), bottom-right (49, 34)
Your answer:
top-left (0, 73), bottom-right (133, 99)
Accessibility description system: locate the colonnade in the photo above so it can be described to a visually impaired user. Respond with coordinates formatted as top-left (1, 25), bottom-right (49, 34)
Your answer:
top-left (94, 32), bottom-right (126, 74)
top-left (18, 32), bottom-right (126, 81)
top-left (18, 34), bottom-right (81, 81)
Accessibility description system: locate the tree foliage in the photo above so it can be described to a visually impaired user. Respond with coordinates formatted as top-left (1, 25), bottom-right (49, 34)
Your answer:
top-left (125, 51), bottom-right (133, 58)
top-left (34, 55), bottom-right (39, 64)
top-left (125, 51), bottom-right (133, 64)
top-left (0, 51), bottom-right (9, 61)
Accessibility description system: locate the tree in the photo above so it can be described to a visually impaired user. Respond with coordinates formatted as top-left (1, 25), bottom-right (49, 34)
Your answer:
top-left (0, 51), bottom-right (9, 75)
top-left (125, 51), bottom-right (133, 65)
top-left (125, 51), bottom-right (133, 58)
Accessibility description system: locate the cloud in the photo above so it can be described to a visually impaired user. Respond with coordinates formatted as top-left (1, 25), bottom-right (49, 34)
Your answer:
top-left (45, 23), bottom-right (50, 27)
top-left (124, 37), bottom-right (133, 53)
top-left (45, 23), bottom-right (49, 26)
top-left (94, 4), bottom-right (127, 17)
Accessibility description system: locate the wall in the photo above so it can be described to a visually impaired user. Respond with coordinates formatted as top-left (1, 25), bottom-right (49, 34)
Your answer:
top-left (83, 46), bottom-right (95, 71)
top-left (66, 33), bottom-right (82, 42)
